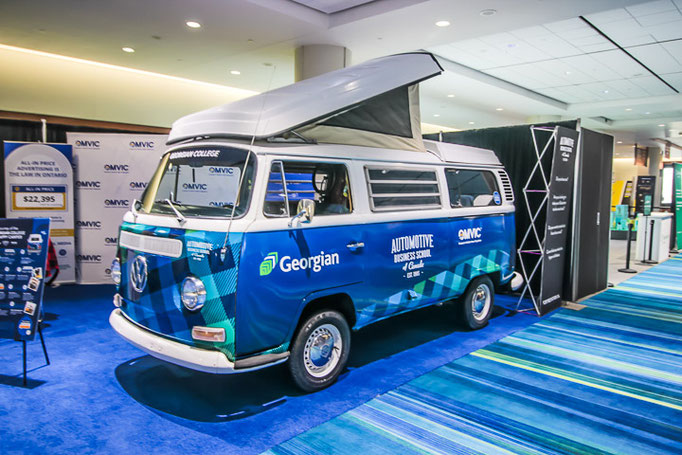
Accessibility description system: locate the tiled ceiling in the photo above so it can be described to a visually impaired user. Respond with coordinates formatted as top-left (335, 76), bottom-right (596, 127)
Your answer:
top-left (429, 0), bottom-right (682, 106)
top-left (291, 0), bottom-right (376, 14)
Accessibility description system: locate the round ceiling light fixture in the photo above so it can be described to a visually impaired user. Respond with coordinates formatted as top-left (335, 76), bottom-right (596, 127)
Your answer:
top-left (186, 21), bottom-right (201, 29)
top-left (496, 107), bottom-right (504, 111)
top-left (122, 47), bottom-right (135, 53)
top-left (625, 108), bottom-right (632, 111)
top-left (468, 121), bottom-right (475, 125)
top-left (433, 114), bottom-right (440, 117)
top-left (447, 94), bottom-right (455, 98)
top-left (480, 9), bottom-right (497, 16)
top-left (658, 124), bottom-right (665, 127)
top-left (435, 20), bottom-right (451, 27)
top-left (230, 70), bottom-right (241, 75)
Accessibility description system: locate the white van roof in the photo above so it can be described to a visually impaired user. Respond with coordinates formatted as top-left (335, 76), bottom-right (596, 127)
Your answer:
top-left (423, 140), bottom-right (501, 166)
top-left (167, 53), bottom-right (443, 146)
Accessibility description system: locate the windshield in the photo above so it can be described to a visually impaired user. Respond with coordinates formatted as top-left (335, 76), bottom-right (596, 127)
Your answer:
top-left (140, 146), bottom-right (255, 218)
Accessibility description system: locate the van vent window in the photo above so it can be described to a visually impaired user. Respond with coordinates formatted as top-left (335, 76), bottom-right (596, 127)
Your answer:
top-left (366, 167), bottom-right (441, 211)
top-left (445, 169), bottom-right (500, 207)
top-left (498, 170), bottom-right (514, 202)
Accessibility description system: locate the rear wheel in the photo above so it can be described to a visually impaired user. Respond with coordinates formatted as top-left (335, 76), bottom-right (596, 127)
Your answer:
top-left (460, 275), bottom-right (494, 330)
top-left (288, 310), bottom-right (350, 392)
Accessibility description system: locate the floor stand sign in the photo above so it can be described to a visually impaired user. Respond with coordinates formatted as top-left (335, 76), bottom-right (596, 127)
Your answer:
top-left (517, 126), bottom-right (579, 315)
top-left (674, 164), bottom-right (682, 249)
top-left (67, 133), bottom-right (167, 284)
top-left (0, 218), bottom-right (51, 386)
top-left (4, 142), bottom-right (76, 283)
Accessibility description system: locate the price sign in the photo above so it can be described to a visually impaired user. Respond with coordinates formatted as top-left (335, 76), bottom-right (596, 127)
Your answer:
top-left (11, 185), bottom-right (67, 211)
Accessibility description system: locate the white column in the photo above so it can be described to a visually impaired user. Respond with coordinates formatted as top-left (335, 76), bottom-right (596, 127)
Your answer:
top-left (294, 45), bottom-right (351, 81)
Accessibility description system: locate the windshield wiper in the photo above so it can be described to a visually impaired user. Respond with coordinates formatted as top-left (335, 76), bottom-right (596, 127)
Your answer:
top-left (162, 198), bottom-right (186, 224)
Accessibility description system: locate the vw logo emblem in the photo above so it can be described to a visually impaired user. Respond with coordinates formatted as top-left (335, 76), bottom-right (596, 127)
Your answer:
top-left (130, 255), bottom-right (148, 293)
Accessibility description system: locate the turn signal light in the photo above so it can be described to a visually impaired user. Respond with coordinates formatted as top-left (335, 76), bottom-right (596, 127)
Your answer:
top-left (191, 326), bottom-right (225, 343)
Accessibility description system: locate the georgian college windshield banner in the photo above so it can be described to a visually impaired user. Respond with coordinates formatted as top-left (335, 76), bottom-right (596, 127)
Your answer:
top-left (67, 133), bottom-right (167, 284)
top-left (539, 126), bottom-right (579, 315)
top-left (4, 142), bottom-right (76, 283)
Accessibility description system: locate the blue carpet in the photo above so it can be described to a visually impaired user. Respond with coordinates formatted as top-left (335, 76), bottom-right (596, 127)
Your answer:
top-left (265, 258), bottom-right (682, 454)
top-left (0, 285), bottom-right (536, 454)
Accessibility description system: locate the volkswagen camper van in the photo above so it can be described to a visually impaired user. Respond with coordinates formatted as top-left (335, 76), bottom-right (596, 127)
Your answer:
top-left (109, 53), bottom-right (520, 391)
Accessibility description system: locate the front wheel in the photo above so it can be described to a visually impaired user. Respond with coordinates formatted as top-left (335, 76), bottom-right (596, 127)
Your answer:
top-left (460, 275), bottom-right (495, 330)
top-left (288, 310), bottom-right (350, 392)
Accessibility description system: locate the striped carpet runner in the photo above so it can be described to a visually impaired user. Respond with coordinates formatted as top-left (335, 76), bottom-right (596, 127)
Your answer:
top-left (265, 257), bottom-right (682, 454)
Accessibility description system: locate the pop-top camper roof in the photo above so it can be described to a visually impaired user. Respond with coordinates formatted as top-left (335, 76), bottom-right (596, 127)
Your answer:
top-left (168, 53), bottom-right (443, 151)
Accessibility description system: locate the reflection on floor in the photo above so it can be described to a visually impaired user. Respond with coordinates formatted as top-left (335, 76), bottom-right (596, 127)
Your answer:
top-left (0, 286), bottom-right (536, 454)
top-left (267, 256), bottom-right (682, 454)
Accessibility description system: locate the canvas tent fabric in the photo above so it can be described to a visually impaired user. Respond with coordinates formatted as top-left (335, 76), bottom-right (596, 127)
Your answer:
top-left (167, 53), bottom-right (443, 151)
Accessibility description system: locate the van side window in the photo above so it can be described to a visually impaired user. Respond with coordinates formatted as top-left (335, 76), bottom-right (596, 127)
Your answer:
top-left (445, 169), bottom-right (499, 207)
top-left (264, 161), bottom-right (353, 217)
top-left (366, 167), bottom-right (441, 211)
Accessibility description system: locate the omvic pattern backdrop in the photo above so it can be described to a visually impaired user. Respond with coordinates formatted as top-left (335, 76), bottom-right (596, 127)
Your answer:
top-left (67, 133), bottom-right (167, 284)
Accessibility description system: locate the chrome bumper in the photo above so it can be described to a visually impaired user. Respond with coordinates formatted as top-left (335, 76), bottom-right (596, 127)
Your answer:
top-left (109, 309), bottom-right (287, 374)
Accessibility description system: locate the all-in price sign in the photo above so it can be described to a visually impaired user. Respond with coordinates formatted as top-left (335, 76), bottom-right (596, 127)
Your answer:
top-left (11, 185), bottom-right (67, 211)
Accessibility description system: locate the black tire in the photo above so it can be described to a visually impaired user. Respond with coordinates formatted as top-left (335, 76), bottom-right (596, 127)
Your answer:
top-left (460, 275), bottom-right (495, 330)
top-left (288, 310), bottom-right (350, 392)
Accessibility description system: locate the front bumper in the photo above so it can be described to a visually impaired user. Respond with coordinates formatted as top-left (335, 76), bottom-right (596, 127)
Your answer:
top-left (109, 309), bottom-right (287, 374)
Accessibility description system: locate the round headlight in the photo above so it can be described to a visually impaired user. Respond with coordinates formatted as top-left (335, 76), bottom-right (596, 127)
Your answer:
top-left (111, 258), bottom-right (121, 285)
top-left (181, 276), bottom-right (206, 311)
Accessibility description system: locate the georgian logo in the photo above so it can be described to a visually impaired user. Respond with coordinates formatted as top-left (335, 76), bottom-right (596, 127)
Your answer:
top-left (130, 255), bottom-right (148, 293)
top-left (259, 252), bottom-right (278, 276)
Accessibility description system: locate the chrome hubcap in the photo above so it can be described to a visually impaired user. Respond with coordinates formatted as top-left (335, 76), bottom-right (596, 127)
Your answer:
top-left (471, 284), bottom-right (491, 321)
top-left (303, 323), bottom-right (342, 378)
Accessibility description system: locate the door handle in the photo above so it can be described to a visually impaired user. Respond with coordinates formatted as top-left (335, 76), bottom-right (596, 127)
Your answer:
top-left (346, 241), bottom-right (365, 252)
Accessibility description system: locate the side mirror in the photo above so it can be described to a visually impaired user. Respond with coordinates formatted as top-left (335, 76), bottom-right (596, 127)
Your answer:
top-left (289, 199), bottom-right (315, 227)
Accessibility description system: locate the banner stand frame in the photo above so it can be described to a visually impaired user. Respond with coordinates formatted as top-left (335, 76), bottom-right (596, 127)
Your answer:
top-left (20, 322), bottom-right (49, 387)
top-left (516, 126), bottom-right (556, 314)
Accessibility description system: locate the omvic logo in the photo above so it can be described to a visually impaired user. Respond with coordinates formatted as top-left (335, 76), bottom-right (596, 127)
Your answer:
top-left (76, 220), bottom-right (102, 229)
top-left (129, 141), bottom-right (155, 149)
top-left (129, 181), bottom-right (148, 190)
top-left (104, 199), bottom-right (130, 208)
top-left (104, 164), bottom-right (129, 173)
top-left (77, 254), bottom-right (102, 263)
top-left (209, 167), bottom-right (234, 175)
top-left (458, 227), bottom-right (483, 241)
top-left (182, 183), bottom-right (208, 191)
top-left (74, 140), bottom-right (100, 148)
top-left (104, 237), bottom-right (118, 245)
top-left (76, 180), bottom-right (101, 189)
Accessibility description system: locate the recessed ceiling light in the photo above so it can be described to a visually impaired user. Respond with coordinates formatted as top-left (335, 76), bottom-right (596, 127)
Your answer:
top-left (496, 107), bottom-right (504, 111)
top-left (468, 121), bottom-right (475, 125)
top-left (617, 141), bottom-right (623, 144)
top-left (658, 124), bottom-right (665, 127)
top-left (433, 114), bottom-right (440, 117)
top-left (625, 108), bottom-right (632, 111)
top-left (645, 112), bottom-right (651, 115)
top-left (230, 70), bottom-right (241, 75)
top-left (565, 71), bottom-right (571, 75)
top-left (435, 20), bottom-right (451, 27)
top-left (447, 94), bottom-right (455, 98)
top-left (186, 21), bottom-right (201, 29)
top-left (480, 9), bottom-right (497, 16)
top-left (603, 90), bottom-right (609, 94)
top-left (122, 47), bottom-right (135, 53)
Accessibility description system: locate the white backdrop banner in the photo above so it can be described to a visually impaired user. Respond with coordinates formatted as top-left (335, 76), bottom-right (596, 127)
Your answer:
top-left (4, 141), bottom-right (77, 283)
top-left (67, 133), bottom-right (167, 284)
